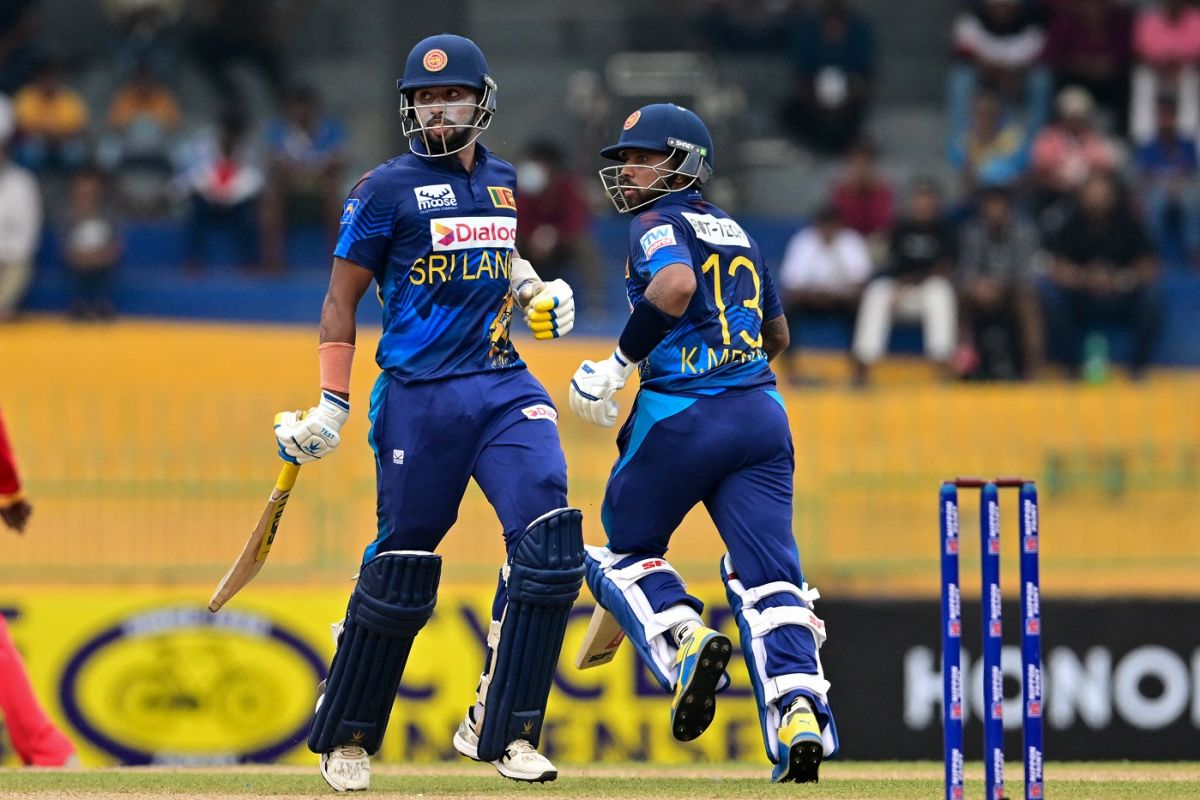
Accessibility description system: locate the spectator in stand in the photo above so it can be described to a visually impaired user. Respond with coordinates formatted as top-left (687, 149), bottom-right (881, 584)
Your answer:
top-left (11, 55), bottom-right (88, 175)
top-left (850, 179), bottom-right (957, 386)
top-left (781, 0), bottom-right (876, 154)
top-left (260, 85), bottom-right (346, 273)
top-left (696, 0), bottom-right (805, 52)
top-left (1136, 92), bottom-right (1200, 264)
top-left (1044, 172), bottom-right (1162, 380)
top-left (186, 0), bottom-right (288, 108)
top-left (830, 138), bottom-right (894, 262)
top-left (98, 62), bottom-right (182, 216)
top-left (947, 89), bottom-right (1029, 206)
top-left (0, 406), bottom-right (79, 768)
top-left (102, 0), bottom-right (184, 82)
top-left (178, 105), bottom-right (264, 273)
top-left (948, 0), bottom-right (1052, 139)
top-left (514, 139), bottom-right (601, 305)
top-left (1131, 0), bottom-right (1200, 142)
top-left (102, 62), bottom-right (181, 171)
top-left (1044, 0), bottom-right (1133, 133)
top-left (62, 166), bottom-right (121, 321)
top-left (0, 0), bottom-right (40, 96)
top-left (1030, 86), bottom-right (1120, 232)
top-left (777, 205), bottom-right (872, 384)
top-left (956, 185), bottom-right (1044, 380)
top-left (0, 96), bottom-right (41, 323)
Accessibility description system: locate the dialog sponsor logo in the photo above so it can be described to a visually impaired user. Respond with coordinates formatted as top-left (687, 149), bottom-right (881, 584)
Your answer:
top-left (430, 216), bottom-right (517, 252)
top-left (521, 404), bottom-right (558, 423)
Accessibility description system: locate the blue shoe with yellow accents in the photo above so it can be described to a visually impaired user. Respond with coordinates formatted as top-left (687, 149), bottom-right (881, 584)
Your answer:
top-left (670, 626), bottom-right (732, 741)
top-left (771, 698), bottom-right (823, 783)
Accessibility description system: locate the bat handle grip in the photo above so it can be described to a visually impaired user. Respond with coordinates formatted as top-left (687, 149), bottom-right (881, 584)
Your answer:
top-left (277, 462), bottom-right (301, 492)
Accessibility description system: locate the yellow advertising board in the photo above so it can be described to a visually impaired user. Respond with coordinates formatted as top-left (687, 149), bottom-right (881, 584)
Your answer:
top-left (1, 319), bottom-right (1197, 596)
top-left (0, 586), bottom-right (769, 768)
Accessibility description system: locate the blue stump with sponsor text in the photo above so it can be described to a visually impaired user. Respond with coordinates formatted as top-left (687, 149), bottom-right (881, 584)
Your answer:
top-left (940, 478), bottom-right (1044, 800)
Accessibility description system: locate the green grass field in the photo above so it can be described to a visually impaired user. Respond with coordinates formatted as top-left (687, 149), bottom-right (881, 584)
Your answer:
top-left (1, 763), bottom-right (1198, 799)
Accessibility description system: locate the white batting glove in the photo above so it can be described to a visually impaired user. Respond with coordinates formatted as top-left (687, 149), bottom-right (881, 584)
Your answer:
top-left (275, 391), bottom-right (350, 464)
top-left (524, 278), bottom-right (575, 340)
top-left (569, 350), bottom-right (637, 428)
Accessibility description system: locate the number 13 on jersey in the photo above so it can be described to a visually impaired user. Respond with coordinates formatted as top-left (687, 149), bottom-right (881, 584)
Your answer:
top-left (701, 253), bottom-right (763, 348)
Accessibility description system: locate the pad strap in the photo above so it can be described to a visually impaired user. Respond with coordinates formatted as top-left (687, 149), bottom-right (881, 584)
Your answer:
top-left (722, 552), bottom-right (839, 762)
top-left (584, 545), bottom-right (704, 692)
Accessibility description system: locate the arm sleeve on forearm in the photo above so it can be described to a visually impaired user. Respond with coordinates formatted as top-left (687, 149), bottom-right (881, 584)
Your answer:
top-left (617, 300), bottom-right (682, 363)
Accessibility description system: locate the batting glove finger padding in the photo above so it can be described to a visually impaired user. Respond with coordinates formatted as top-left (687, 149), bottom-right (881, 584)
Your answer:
top-left (275, 392), bottom-right (350, 464)
top-left (524, 279), bottom-right (575, 339)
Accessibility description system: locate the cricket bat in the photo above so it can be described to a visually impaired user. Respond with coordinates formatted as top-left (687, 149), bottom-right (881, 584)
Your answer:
top-left (208, 460), bottom-right (301, 612)
top-left (574, 604), bottom-right (627, 669)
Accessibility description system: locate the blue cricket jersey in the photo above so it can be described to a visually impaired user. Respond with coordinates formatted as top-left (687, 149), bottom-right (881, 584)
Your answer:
top-left (624, 190), bottom-right (784, 393)
top-left (334, 142), bottom-right (524, 382)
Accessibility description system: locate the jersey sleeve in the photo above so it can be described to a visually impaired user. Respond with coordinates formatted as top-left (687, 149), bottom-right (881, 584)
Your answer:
top-left (333, 170), bottom-right (397, 272)
top-left (760, 252), bottom-right (784, 322)
top-left (628, 210), bottom-right (693, 281)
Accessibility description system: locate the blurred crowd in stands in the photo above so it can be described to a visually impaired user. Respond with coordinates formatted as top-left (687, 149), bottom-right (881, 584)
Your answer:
top-left (0, 0), bottom-right (1195, 382)
top-left (0, 0), bottom-right (348, 320)
top-left (703, 0), bottom-right (1195, 382)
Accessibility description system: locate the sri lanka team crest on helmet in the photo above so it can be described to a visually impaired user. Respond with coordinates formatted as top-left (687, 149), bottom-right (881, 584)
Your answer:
top-left (623, 110), bottom-right (641, 130)
top-left (423, 48), bottom-right (448, 72)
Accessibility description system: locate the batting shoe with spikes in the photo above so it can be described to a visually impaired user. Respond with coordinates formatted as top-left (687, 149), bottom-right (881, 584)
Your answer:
top-left (670, 626), bottom-right (732, 741)
top-left (452, 714), bottom-right (558, 782)
top-left (771, 698), bottom-right (823, 783)
top-left (320, 744), bottom-right (370, 792)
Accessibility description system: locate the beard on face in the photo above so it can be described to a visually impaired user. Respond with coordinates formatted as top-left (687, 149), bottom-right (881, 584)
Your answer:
top-left (417, 103), bottom-right (480, 154)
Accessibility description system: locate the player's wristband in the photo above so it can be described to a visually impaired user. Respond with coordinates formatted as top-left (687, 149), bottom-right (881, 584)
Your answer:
top-left (617, 300), bottom-right (681, 363)
top-left (318, 341), bottom-right (355, 395)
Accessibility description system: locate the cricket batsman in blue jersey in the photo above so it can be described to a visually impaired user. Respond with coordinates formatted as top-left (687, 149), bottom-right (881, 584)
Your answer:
top-left (569, 103), bottom-right (840, 783)
top-left (273, 34), bottom-right (583, 791)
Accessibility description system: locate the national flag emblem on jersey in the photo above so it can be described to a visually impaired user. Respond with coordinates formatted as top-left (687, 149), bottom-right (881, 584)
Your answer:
top-left (488, 186), bottom-right (517, 210)
top-left (639, 224), bottom-right (676, 258)
top-left (340, 198), bottom-right (360, 224)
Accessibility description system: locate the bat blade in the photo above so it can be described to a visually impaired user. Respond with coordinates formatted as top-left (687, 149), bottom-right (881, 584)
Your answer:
top-left (208, 462), bottom-right (300, 612)
top-left (574, 604), bottom-right (626, 669)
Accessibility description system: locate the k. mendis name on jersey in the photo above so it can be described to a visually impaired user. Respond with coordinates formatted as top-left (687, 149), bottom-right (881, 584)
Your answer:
top-left (410, 215), bottom-right (515, 286)
top-left (678, 343), bottom-right (766, 374)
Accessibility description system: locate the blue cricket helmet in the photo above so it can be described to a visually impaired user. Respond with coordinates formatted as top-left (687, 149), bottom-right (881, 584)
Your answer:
top-left (397, 34), bottom-right (493, 93)
top-left (396, 34), bottom-right (497, 158)
top-left (598, 103), bottom-right (715, 212)
top-left (600, 103), bottom-right (714, 176)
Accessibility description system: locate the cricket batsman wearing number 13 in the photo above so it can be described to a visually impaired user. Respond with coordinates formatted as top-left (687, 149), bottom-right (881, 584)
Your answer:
top-left (273, 34), bottom-right (582, 791)
top-left (569, 103), bottom-right (840, 782)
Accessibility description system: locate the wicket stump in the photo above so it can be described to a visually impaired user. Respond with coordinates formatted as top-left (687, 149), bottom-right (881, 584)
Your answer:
top-left (940, 477), bottom-right (1043, 800)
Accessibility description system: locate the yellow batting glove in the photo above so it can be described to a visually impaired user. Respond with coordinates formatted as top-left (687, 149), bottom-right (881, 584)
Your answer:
top-left (524, 278), bottom-right (575, 340)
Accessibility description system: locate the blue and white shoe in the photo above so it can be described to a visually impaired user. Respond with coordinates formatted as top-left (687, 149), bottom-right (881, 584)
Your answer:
top-left (670, 626), bottom-right (732, 741)
top-left (771, 699), bottom-right (823, 783)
